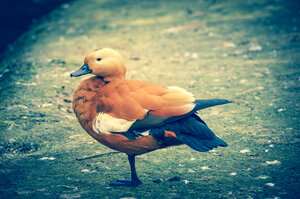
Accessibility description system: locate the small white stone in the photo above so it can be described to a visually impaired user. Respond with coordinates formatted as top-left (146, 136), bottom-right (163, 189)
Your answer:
top-left (190, 157), bottom-right (195, 161)
top-left (249, 44), bottom-right (262, 51)
top-left (188, 169), bottom-right (195, 173)
top-left (39, 157), bottom-right (56, 160)
top-left (223, 42), bottom-right (236, 48)
top-left (230, 172), bottom-right (237, 176)
top-left (240, 79), bottom-right (247, 83)
top-left (9, 138), bottom-right (16, 143)
top-left (201, 166), bottom-right (210, 170)
top-left (257, 175), bottom-right (270, 179)
top-left (41, 103), bottom-right (53, 108)
top-left (81, 169), bottom-right (91, 173)
top-left (191, 53), bottom-right (198, 59)
top-left (181, 180), bottom-right (190, 184)
top-left (266, 183), bottom-right (275, 187)
top-left (266, 160), bottom-right (281, 165)
top-left (240, 149), bottom-right (250, 153)
top-left (208, 32), bottom-right (214, 37)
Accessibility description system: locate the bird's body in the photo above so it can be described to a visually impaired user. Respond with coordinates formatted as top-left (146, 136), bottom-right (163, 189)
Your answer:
top-left (71, 48), bottom-right (231, 186)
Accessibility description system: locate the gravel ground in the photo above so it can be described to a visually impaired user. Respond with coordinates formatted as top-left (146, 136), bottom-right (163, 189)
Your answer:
top-left (0, 0), bottom-right (299, 198)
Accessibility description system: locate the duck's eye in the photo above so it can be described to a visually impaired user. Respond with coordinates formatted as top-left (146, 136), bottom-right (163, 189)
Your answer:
top-left (97, 58), bottom-right (102, 61)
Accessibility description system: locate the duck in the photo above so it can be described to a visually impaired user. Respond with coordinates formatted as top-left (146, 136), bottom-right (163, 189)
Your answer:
top-left (70, 48), bottom-right (231, 186)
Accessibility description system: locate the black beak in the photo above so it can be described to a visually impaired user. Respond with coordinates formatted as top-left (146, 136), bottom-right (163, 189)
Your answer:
top-left (70, 63), bottom-right (92, 77)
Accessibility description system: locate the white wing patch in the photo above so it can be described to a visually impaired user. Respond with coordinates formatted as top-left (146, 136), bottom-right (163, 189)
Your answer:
top-left (93, 113), bottom-right (136, 134)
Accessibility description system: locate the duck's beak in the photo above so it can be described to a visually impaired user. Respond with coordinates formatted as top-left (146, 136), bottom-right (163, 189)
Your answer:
top-left (70, 63), bottom-right (92, 77)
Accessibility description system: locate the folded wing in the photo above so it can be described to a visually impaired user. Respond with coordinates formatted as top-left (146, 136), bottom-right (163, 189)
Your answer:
top-left (93, 80), bottom-right (196, 133)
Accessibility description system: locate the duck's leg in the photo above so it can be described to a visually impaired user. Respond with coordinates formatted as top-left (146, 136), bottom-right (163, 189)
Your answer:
top-left (109, 155), bottom-right (142, 186)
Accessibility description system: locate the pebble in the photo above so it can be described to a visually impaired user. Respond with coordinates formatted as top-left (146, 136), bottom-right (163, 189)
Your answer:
top-left (39, 157), bottom-right (56, 160)
top-left (265, 160), bottom-right (281, 165)
top-left (59, 185), bottom-right (78, 190)
top-left (240, 79), bottom-right (247, 83)
top-left (59, 194), bottom-right (81, 199)
top-left (249, 44), bottom-right (262, 51)
top-left (81, 169), bottom-right (96, 173)
top-left (16, 190), bottom-right (32, 195)
top-left (256, 175), bottom-right (270, 179)
top-left (240, 149), bottom-right (250, 153)
top-left (208, 32), bottom-right (214, 37)
top-left (265, 183), bottom-right (275, 187)
top-left (9, 138), bottom-right (16, 143)
top-left (81, 169), bottom-right (90, 172)
top-left (7, 105), bottom-right (28, 110)
top-left (191, 52), bottom-right (198, 59)
top-left (181, 180), bottom-right (190, 184)
top-left (201, 166), bottom-right (210, 170)
top-left (184, 52), bottom-right (190, 57)
top-left (223, 41), bottom-right (236, 48)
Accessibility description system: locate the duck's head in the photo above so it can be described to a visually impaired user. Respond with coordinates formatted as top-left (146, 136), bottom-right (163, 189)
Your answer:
top-left (70, 48), bottom-right (126, 82)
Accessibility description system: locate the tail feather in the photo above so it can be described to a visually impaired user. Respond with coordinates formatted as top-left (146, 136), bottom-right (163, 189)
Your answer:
top-left (175, 115), bottom-right (228, 152)
top-left (150, 114), bottom-right (228, 152)
top-left (177, 134), bottom-right (227, 152)
top-left (194, 99), bottom-right (232, 111)
top-left (176, 120), bottom-right (228, 152)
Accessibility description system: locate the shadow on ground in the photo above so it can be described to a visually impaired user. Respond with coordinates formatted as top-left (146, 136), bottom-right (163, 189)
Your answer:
top-left (0, 0), bottom-right (71, 61)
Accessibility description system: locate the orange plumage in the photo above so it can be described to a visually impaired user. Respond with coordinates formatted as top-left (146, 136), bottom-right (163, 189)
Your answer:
top-left (71, 48), bottom-right (231, 186)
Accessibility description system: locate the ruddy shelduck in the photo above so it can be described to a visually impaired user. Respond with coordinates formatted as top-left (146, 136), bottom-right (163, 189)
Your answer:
top-left (70, 48), bottom-right (231, 186)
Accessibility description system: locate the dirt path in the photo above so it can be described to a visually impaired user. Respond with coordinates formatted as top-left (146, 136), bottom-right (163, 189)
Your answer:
top-left (0, 0), bottom-right (299, 198)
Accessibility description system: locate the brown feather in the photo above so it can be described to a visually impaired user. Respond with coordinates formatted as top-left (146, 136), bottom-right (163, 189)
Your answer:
top-left (73, 76), bottom-right (196, 155)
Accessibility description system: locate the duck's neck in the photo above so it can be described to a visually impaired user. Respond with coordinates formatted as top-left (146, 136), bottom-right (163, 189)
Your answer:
top-left (102, 75), bottom-right (125, 82)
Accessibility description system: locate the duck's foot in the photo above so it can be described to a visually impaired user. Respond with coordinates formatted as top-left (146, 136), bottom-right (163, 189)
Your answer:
top-left (109, 179), bottom-right (142, 186)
